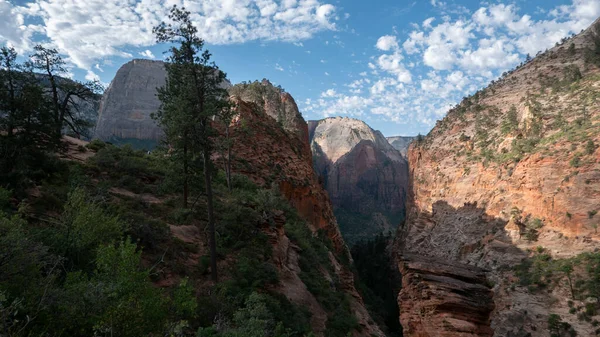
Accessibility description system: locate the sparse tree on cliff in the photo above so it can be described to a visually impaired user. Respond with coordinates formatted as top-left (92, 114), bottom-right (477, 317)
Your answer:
top-left (153, 5), bottom-right (230, 282)
top-left (217, 103), bottom-right (237, 192)
top-left (30, 45), bottom-right (102, 140)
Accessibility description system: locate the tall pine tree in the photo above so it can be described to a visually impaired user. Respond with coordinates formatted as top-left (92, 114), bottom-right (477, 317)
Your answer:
top-left (153, 6), bottom-right (230, 282)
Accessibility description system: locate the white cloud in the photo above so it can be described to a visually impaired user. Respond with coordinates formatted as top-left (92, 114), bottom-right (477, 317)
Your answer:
top-left (275, 63), bottom-right (284, 71)
top-left (1, 0), bottom-right (337, 71)
top-left (376, 52), bottom-right (412, 83)
top-left (321, 88), bottom-right (337, 97)
top-left (0, 0), bottom-right (40, 52)
top-left (375, 35), bottom-right (398, 51)
top-left (303, 0), bottom-right (600, 134)
top-left (139, 49), bottom-right (155, 59)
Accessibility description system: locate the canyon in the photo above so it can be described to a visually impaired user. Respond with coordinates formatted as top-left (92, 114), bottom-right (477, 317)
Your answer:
top-left (76, 18), bottom-right (600, 336)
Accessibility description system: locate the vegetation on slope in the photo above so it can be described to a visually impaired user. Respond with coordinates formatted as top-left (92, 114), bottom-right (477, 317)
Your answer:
top-left (0, 141), bottom-right (361, 337)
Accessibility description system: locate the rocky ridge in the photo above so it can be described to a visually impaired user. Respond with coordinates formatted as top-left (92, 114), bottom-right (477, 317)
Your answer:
top-left (396, 18), bottom-right (600, 336)
top-left (309, 117), bottom-right (409, 243)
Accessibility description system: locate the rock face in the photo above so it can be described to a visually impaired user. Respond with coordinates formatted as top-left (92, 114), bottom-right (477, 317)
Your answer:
top-left (398, 255), bottom-right (494, 337)
top-left (386, 136), bottom-right (415, 157)
top-left (94, 59), bottom-right (166, 143)
top-left (217, 83), bottom-right (384, 336)
top-left (396, 19), bottom-right (600, 336)
top-left (309, 117), bottom-right (408, 243)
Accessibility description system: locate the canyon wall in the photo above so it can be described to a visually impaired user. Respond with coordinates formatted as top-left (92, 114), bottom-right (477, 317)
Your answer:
top-left (396, 18), bottom-right (600, 336)
top-left (309, 117), bottom-right (409, 243)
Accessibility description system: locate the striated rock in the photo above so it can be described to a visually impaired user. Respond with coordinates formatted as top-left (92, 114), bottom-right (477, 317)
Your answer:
top-left (94, 59), bottom-right (166, 142)
top-left (387, 136), bottom-right (415, 157)
top-left (398, 254), bottom-right (494, 337)
top-left (396, 18), bottom-right (600, 337)
top-left (309, 117), bottom-right (408, 243)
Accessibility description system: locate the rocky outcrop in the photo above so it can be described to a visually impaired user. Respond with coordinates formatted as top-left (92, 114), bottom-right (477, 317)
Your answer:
top-left (309, 117), bottom-right (408, 243)
top-left (398, 254), bottom-right (494, 337)
top-left (387, 136), bottom-right (415, 157)
top-left (396, 18), bottom-right (600, 336)
top-left (94, 59), bottom-right (166, 142)
top-left (221, 84), bottom-right (384, 336)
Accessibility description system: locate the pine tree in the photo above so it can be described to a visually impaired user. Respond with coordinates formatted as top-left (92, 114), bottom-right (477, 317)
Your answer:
top-left (153, 6), bottom-right (230, 282)
top-left (30, 45), bottom-right (102, 140)
top-left (0, 46), bottom-right (55, 189)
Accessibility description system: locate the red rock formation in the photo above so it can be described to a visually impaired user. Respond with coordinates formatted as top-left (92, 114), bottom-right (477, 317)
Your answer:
top-left (398, 255), bottom-right (494, 337)
top-left (223, 94), bottom-right (383, 336)
top-left (396, 17), bottom-right (600, 337)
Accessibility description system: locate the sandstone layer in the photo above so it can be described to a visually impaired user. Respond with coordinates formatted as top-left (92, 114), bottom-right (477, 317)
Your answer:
top-left (398, 254), bottom-right (494, 337)
top-left (309, 117), bottom-right (409, 243)
top-left (397, 18), bottom-right (600, 336)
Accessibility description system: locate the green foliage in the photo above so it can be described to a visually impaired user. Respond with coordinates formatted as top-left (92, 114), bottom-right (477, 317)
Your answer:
top-left (562, 65), bottom-right (582, 83)
top-left (86, 139), bottom-right (107, 151)
top-left (570, 153), bottom-right (582, 168)
top-left (58, 239), bottom-right (167, 337)
top-left (57, 188), bottom-right (125, 269)
top-left (586, 140), bottom-right (597, 155)
top-left (548, 314), bottom-right (576, 337)
top-left (501, 106), bottom-right (519, 135)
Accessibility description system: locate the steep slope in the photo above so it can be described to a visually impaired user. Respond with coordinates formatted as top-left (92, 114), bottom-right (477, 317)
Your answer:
top-left (386, 136), bottom-right (415, 157)
top-left (94, 59), bottom-right (166, 145)
top-left (223, 83), bottom-right (384, 336)
top-left (396, 18), bottom-right (600, 336)
top-left (309, 117), bottom-right (409, 243)
top-left (91, 74), bottom-right (383, 336)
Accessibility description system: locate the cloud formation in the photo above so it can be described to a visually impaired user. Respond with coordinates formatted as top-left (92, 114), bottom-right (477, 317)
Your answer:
top-left (304, 0), bottom-right (600, 134)
top-left (0, 0), bottom-right (337, 71)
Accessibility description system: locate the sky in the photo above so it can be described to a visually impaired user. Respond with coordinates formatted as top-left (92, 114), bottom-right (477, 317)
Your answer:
top-left (1, 0), bottom-right (600, 137)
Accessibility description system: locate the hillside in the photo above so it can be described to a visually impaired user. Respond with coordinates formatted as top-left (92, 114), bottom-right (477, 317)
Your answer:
top-left (396, 18), bottom-right (600, 336)
top-left (0, 77), bottom-right (384, 337)
top-left (309, 117), bottom-right (409, 243)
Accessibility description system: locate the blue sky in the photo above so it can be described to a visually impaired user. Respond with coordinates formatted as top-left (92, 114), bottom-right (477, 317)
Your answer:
top-left (1, 0), bottom-right (599, 136)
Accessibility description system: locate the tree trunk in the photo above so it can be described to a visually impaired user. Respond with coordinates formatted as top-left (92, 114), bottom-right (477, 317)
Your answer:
top-left (225, 126), bottom-right (232, 192)
top-left (183, 136), bottom-right (189, 209)
top-left (204, 150), bottom-right (218, 282)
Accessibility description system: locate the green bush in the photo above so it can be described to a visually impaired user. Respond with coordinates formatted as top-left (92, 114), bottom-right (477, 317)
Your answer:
top-left (86, 139), bottom-right (107, 151)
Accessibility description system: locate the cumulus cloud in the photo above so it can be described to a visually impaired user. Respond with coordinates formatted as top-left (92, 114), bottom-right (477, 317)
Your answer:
top-left (0, 0), bottom-right (41, 52)
top-left (1, 0), bottom-right (337, 71)
top-left (303, 0), bottom-right (600, 134)
top-left (375, 35), bottom-right (398, 51)
top-left (139, 50), bottom-right (155, 59)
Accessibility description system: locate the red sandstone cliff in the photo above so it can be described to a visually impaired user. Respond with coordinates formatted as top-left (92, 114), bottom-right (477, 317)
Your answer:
top-left (397, 18), bottom-right (600, 337)
top-left (226, 83), bottom-right (384, 336)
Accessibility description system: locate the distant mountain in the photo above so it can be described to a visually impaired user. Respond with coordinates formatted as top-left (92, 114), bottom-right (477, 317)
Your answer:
top-left (93, 59), bottom-right (166, 147)
top-left (386, 136), bottom-right (415, 157)
top-left (309, 117), bottom-right (408, 243)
